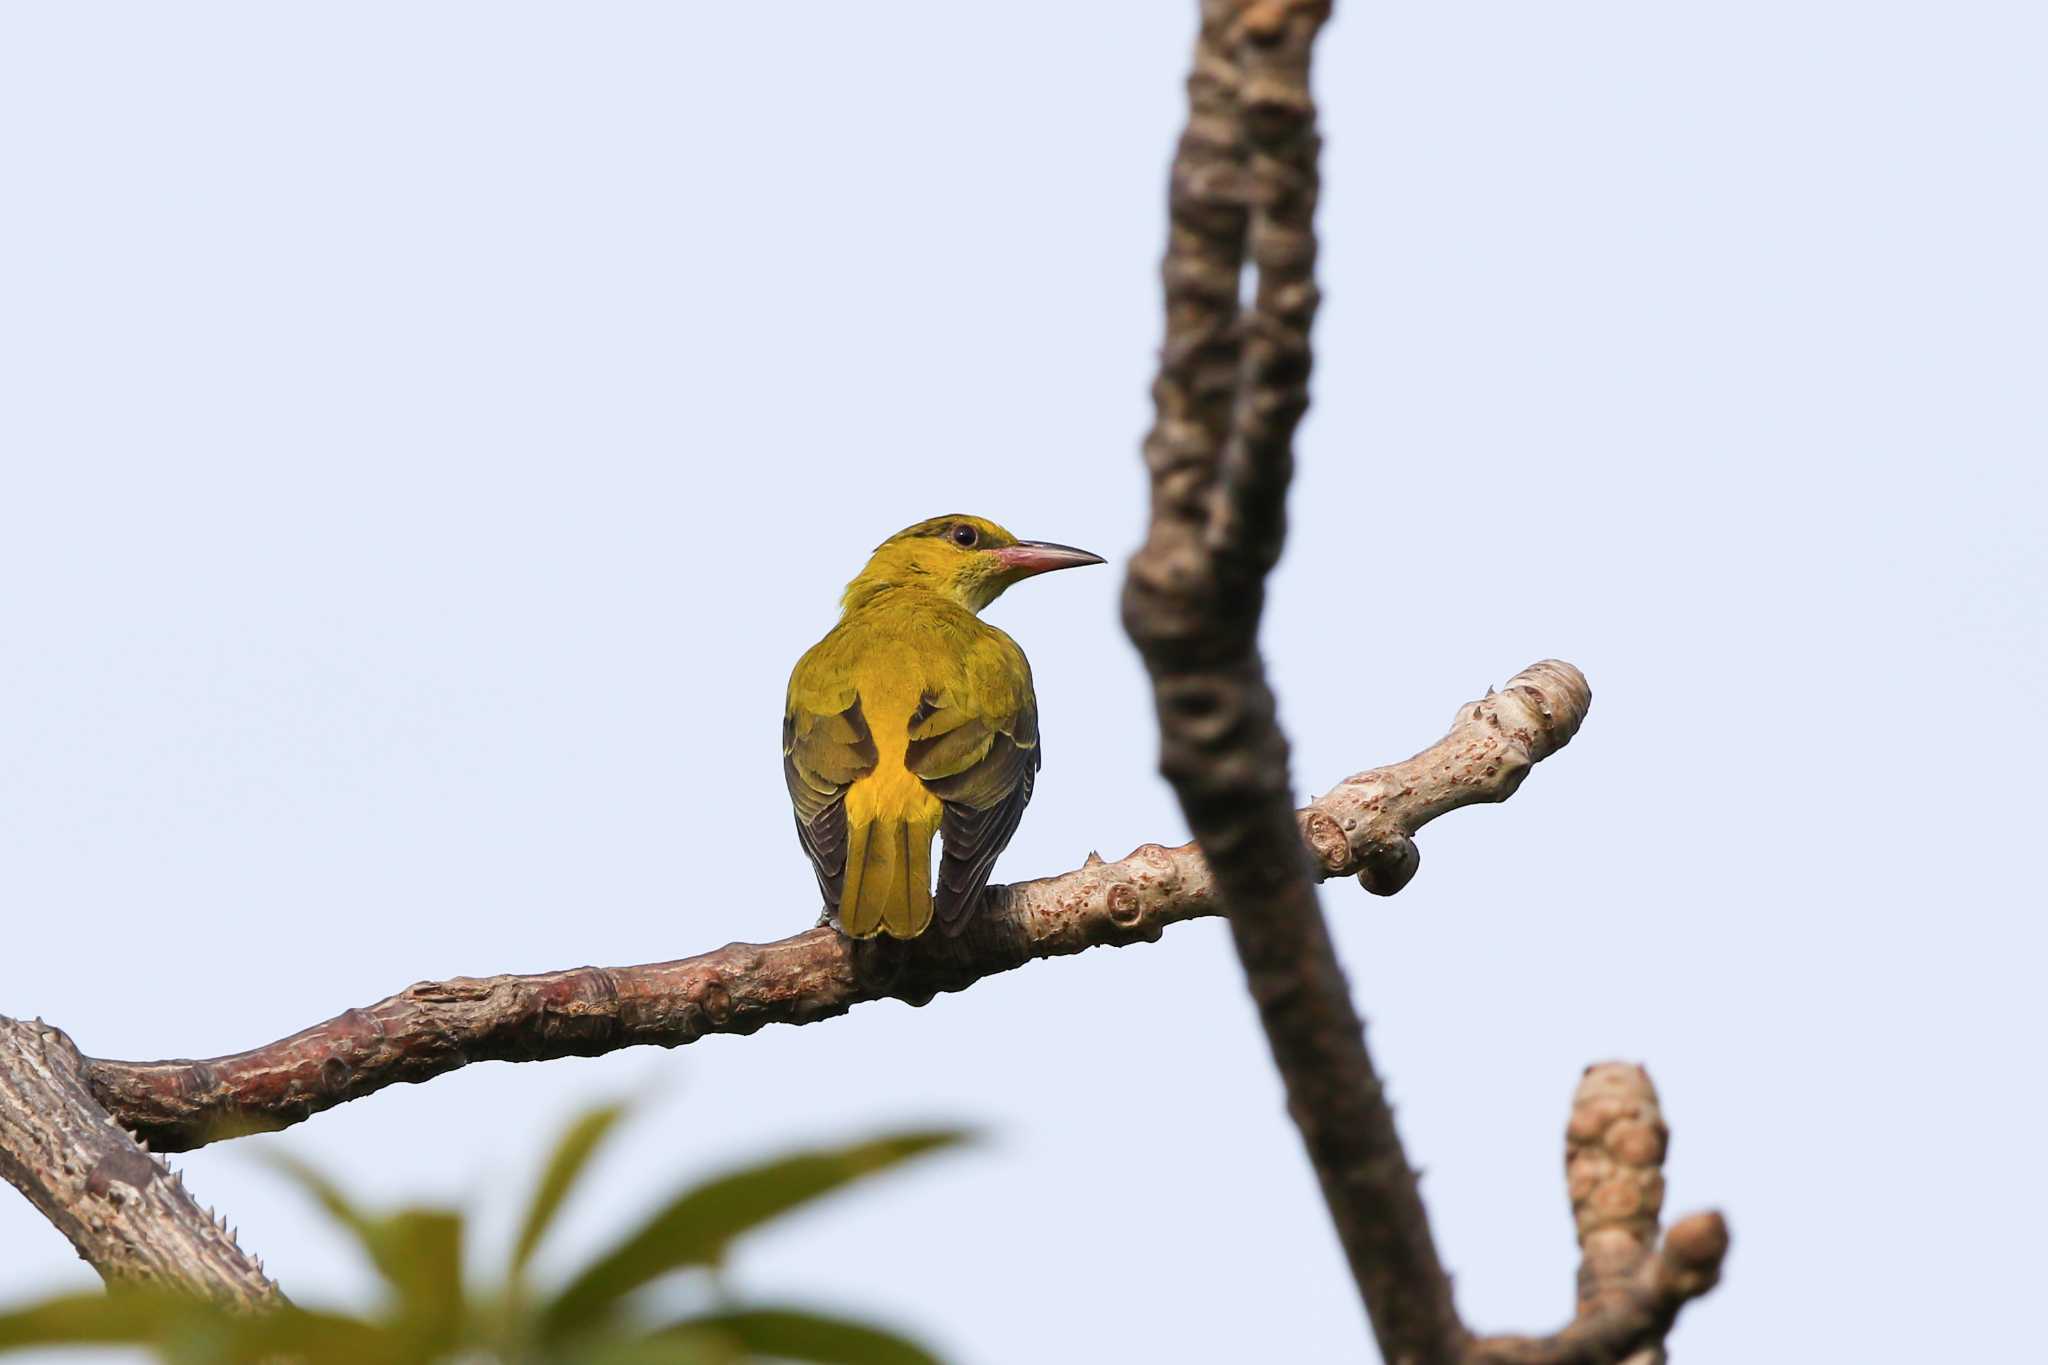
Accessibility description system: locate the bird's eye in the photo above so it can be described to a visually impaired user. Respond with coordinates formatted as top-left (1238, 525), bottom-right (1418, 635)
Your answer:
top-left (950, 524), bottom-right (979, 548)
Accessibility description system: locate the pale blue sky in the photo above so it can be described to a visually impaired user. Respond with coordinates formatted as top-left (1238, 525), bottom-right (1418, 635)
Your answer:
top-left (2, 4), bottom-right (2042, 1362)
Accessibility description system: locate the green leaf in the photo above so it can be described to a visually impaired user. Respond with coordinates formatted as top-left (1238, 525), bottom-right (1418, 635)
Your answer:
top-left (260, 1150), bottom-right (465, 1350)
top-left (570, 1331), bottom-right (741, 1365)
top-left (512, 1099), bottom-right (631, 1277)
top-left (541, 1129), bottom-right (972, 1342)
top-left (0, 1292), bottom-right (402, 1365)
top-left (374, 1208), bottom-right (465, 1347)
top-left (0, 1290), bottom-right (183, 1348)
top-left (176, 1305), bottom-right (406, 1365)
top-left (654, 1307), bottom-right (944, 1365)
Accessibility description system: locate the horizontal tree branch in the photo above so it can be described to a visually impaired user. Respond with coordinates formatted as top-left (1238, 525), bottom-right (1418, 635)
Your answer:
top-left (0, 1016), bottom-right (281, 1308)
top-left (1467, 1062), bottom-right (1728, 1365)
top-left (82, 660), bottom-right (1591, 1155)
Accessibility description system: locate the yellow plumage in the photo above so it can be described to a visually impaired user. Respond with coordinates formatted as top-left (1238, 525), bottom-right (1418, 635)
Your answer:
top-left (838, 665), bottom-right (943, 938)
top-left (783, 515), bottom-right (1102, 939)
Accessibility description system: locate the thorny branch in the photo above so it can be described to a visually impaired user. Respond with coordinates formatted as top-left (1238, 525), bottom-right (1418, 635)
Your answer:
top-left (81, 660), bottom-right (1587, 1155)
top-left (0, 1016), bottom-right (280, 1308)
top-left (1121, 3), bottom-right (1722, 1362)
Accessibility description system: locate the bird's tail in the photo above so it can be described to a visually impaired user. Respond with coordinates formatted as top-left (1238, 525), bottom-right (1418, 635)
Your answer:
top-left (839, 815), bottom-right (936, 939)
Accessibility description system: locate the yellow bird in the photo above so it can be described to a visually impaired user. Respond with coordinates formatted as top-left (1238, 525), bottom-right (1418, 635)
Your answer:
top-left (784, 515), bottom-right (1103, 939)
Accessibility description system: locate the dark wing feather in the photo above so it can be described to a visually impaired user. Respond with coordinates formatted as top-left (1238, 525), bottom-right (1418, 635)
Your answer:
top-left (909, 694), bottom-right (1040, 934)
top-left (783, 696), bottom-right (877, 914)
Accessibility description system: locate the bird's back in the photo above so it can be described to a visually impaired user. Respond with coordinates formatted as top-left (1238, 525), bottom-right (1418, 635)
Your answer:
top-left (785, 589), bottom-right (1039, 938)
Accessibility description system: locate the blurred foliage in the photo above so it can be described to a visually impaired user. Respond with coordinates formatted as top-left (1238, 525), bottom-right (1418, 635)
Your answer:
top-left (0, 1104), bottom-right (969, 1363)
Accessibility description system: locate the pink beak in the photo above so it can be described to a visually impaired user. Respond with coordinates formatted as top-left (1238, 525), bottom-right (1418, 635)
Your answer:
top-left (992, 540), bottom-right (1106, 577)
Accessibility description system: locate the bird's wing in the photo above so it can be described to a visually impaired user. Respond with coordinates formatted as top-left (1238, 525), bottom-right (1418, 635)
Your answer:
top-left (783, 686), bottom-right (878, 916)
top-left (906, 637), bottom-right (1040, 934)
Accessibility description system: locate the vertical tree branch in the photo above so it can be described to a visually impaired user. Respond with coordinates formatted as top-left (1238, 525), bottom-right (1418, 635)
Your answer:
top-left (1144, 0), bottom-right (1252, 546)
top-left (1125, 4), bottom-right (1467, 1362)
top-left (0, 1016), bottom-right (281, 1310)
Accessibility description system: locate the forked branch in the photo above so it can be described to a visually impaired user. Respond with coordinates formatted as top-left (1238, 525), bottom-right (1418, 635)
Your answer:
top-left (0, 1016), bottom-right (280, 1308)
top-left (1469, 1065), bottom-right (1727, 1365)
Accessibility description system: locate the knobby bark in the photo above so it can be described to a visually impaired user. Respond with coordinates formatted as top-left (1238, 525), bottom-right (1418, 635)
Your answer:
top-left (1467, 1065), bottom-right (1728, 1365)
top-left (1126, 1), bottom-right (1468, 1359)
top-left (1121, 3), bottom-right (1721, 1363)
top-left (0, 1016), bottom-right (280, 1308)
top-left (82, 660), bottom-right (1586, 1155)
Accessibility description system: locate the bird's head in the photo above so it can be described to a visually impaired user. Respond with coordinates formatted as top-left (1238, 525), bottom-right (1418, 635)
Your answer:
top-left (844, 514), bottom-right (1104, 614)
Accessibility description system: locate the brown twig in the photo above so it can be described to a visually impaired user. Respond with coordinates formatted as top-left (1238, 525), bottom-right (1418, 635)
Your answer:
top-left (79, 661), bottom-right (1589, 1156)
top-left (1467, 1065), bottom-right (1728, 1365)
top-left (1126, 2), bottom-right (1473, 1360)
top-left (0, 1016), bottom-right (281, 1307)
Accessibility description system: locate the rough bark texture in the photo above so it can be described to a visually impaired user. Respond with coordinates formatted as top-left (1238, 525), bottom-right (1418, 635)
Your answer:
top-left (0, 1016), bottom-right (280, 1308)
top-left (1466, 1064), bottom-right (1728, 1365)
top-left (1122, 5), bottom-right (1722, 1363)
top-left (81, 660), bottom-right (1587, 1155)
top-left (1125, 3), bottom-right (1469, 1361)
